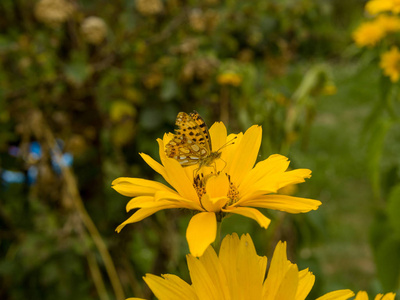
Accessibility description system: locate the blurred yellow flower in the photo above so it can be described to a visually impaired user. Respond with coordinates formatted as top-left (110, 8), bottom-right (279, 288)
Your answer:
top-left (380, 46), bottom-right (400, 82)
top-left (375, 14), bottom-right (400, 32)
top-left (217, 72), bottom-right (243, 86)
top-left (366, 0), bottom-right (400, 15)
top-left (353, 21), bottom-right (385, 47)
top-left (112, 122), bottom-right (321, 256)
top-left (128, 234), bottom-right (353, 300)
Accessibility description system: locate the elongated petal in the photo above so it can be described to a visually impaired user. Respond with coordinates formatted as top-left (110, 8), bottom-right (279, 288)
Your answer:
top-left (116, 205), bottom-right (176, 232)
top-left (197, 246), bottom-right (231, 299)
top-left (187, 255), bottom-right (226, 300)
top-left (263, 241), bottom-right (290, 299)
top-left (140, 152), bottom-right (167, 179)
top-left (161, 153), bottom-right (199, 201)
top-left (223, 207), bottom-right (271, 229)
top-left (219, 233), bottom-right (240, 296)
top-left (155, 190), bottom-right (203, 211)
top-left (143, 273), bottom-right (197, 300)
top-left (235, 233), bottom-right (267, 299)
top-left (238, 194), bottom-right (321, 213)
top-left (240, 154), bottom-right (290, 194)
top-left (126, 196), bottom-right (157, 211)
top-left (186, 212), bottom-right (217, 257)
top-left (316, 289), bottom-right (355, 300)
top-left (112, 177), bottom-right (172, 197)
top-left (209, 122), bottom-right (228, 151)
top-left (226, 125), bottom-right (262, 185)
top-left (273, 264), bottom-right (299, 299)
top-left (296, 268), bottom-right (315, 300)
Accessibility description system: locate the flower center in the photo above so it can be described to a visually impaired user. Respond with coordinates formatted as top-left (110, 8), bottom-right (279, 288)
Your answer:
top-left (193, 172), bottom-right (239, 207)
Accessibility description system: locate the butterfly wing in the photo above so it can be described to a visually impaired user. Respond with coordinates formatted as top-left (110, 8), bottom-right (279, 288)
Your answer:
top-left (166, 112), bottom-right (211, 166)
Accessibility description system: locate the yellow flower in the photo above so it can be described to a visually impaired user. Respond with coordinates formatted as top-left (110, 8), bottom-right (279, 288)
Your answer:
top-left (375, 14), bottom-right (400, 32)
top-left (353, 21), bottom-right (385, 47)
top-left (128, 234), bottom-right (354, 300)
top-left (366, 0), bottom-right (400, 15)
top-left (380, 46), bottom-right (400, 82)
top-left (112, 123), bottom-right (321, 256)
top-left (217, 72), bottom-right (243, 86)
top-left (318, 291), bottom-right (396, 300)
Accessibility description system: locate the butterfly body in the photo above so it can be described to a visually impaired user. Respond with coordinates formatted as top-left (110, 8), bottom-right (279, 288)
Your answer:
top-left (166, 111), bottom-right (221, 168)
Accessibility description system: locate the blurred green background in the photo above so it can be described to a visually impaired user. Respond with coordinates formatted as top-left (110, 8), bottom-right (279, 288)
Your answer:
top-left (1, 0), bottom-right (400, 299)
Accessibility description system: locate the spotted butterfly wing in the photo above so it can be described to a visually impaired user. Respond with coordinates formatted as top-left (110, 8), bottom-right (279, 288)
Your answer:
top-left (166, 111), bottom-right (215, 167)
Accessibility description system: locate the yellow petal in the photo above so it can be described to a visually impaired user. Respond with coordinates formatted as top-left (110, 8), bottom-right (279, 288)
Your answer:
top-left (296, 268), bottom-right (315, 300)
top-left (226, 125), bottom-right (262, 185)
top-left (140, 152), bottom-right (167, 179)
top-left (116, 205), bottom-right (176, 232)
top-left (380, 293), bottom-right (396, 300)
top-left (155, 190), bottom-right (203, 211)
top-left (186, 212), bottom-right (217, 257)
top-left (238, 194), bottom-right (321, 213)
top-left (201, 194), bottom-right (229, 212)
top-left (316, 289), bottom-right (355, 300)
top-left (126, 196), bottom-right (156, 211)
top-left (143, 273), bottom-right (197, 300)
top-left (355, 291), bottom-right (369, 300)
top-left (198, 246), bottom-right (231, 298)
top-left (263, 241), bottom-right (290, 299)
top-left (219, 233), bottom-right (240, 297)
top-left (273, 264), bottom-right (299, 299)
top-left (209, 122), bottom-right (228, 151)
top-left (187, 255), bottom-right (225, 300)
top-left (206, 173), bottom-right (230, 197)
top-left (112, 177), bottom-right (172, 197)
top-left (240, 154), bottom-right (290, 195)
top-left (223, 206), bottom-right (271, 229)
top-left (235, 233), bottom-right (266, 299)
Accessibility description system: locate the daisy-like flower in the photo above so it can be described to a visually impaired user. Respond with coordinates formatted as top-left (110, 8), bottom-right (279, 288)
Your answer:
top-left (127, 233), bottom-right (354, 300)
top-left (318, 291), bottom-right (396, 300)
top-left (112, 122), bottom-right (321, 256)
top-left (380, 46), bottom-right (400, 82)
top-left (366, 0), bottom-right (400, 15)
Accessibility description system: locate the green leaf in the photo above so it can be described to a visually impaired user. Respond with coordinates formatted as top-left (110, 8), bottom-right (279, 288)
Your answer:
top-left (375, 235), bottom-right (400, 291)
top-left (388, 184), bottom-right (400, 238)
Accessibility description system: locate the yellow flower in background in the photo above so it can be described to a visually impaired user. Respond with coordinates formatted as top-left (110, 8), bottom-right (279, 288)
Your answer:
top-left (380, 46), bottom-right (400, 82)
top-left (217, 72), bottom-right (243, 86)
top-left (375, 14), bottom-right (400, 32)
top-left (353, 21), bottom-right (385, 47)
top-left (128, 234), bottom-right (353, 300)
top-left (112, 122), bottom-right (321, 256)
top-left (366, 0), bottom-right (400, 15)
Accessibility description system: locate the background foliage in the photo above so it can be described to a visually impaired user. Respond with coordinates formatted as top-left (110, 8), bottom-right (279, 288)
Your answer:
top-left (1, 0), bottom-right (399, 299)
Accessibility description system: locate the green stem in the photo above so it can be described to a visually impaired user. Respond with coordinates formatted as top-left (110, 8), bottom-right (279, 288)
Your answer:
top-left (213, 219), bottom-right (223, 254)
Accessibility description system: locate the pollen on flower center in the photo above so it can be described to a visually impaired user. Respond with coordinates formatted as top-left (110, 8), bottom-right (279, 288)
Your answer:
top-left (193, 172), bottom-right (239, 207)
top-left (227, 174), bottom-right (239, 205)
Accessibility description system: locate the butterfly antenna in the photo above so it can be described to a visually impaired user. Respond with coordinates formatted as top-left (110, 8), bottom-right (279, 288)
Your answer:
top-left (216, 136), bottom-right (237, 152)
